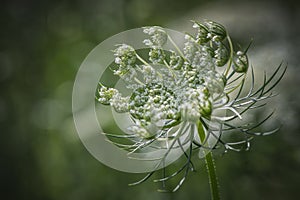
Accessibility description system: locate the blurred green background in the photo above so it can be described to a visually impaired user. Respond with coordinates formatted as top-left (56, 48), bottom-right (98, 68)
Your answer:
top-left (1, 0), bottom-right (300, 199)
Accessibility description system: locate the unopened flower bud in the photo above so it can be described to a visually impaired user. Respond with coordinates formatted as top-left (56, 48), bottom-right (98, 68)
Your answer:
top-left (204, 20), bottom-right (227, 41)
top-left (200, 100), bottom-right (212, 119)
top-left (169, 51), bottom-right (184, 70)
top-left (214, 43), bottom-right (229, 67)
top-left (193, 21), bottom-right (210, 44)
top-left (149, 48), bottom-right (165, 64)
top-left (232, 51), bottom-right (249, 73)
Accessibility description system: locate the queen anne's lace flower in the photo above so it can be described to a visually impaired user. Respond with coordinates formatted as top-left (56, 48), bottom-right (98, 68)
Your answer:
top-left (113, 44), bottom-right (137, 76)
top-left (96, 20), bottom-right (286, 192)
top-left (143, 26), bottom-right (168, 47)
top-left (97, 85), bottom-right (118, 105)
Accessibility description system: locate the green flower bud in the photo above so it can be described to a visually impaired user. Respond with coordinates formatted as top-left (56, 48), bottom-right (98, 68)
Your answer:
top-left (202, 87), bottom-right (210, 99)
top-left (204, 20), bottom-right (227, 41)
top-left (214, 43), bottom-right (229, 67)
top-left (169, 51), bottom-right (184, 70)
top-left (232, 51), bottom-right (249, 73)
top-left (200, 100), bottom-right (212, 119)
top-left (149, 48), bottom-right (165, 64)
top-left (192, 21), bottom-right (210, 44)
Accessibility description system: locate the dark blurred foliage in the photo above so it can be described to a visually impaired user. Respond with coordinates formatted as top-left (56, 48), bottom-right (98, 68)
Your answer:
top-left (1, 0), bottom-right (300, 199)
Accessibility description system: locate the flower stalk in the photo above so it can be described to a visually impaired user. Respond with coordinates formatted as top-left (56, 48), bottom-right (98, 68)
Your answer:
top-left (197, 120), bottom-right (220, 200)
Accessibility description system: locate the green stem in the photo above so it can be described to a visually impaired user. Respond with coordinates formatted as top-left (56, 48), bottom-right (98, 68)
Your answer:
top-left (168, 35), bottom-right (185, 58)
top-left (197, 120), bottom-right (220, 200)
top-left (136, 53), bottom-right (151, 66)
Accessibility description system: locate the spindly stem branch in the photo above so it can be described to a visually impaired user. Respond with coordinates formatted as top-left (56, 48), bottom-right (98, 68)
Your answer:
top-left (224, 35), bottom-right (234, 77)
top-left (168, 35), bottom-right (185, 58)
top-left (197, 120), bottom-right (220, 200)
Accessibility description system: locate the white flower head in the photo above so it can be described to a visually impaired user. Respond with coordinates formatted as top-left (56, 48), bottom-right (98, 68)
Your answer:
top-left (143, 26), bottom-right (168, 47)
top-left (96, 20), bottom-right (286, 192)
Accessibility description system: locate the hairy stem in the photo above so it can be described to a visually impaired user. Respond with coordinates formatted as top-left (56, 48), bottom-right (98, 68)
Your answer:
top-left (197, 120), bottom-right (220, 200)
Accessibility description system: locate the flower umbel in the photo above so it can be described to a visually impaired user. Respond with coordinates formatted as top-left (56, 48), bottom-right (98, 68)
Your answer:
top-left (96, 20), bottom-right (286, 193)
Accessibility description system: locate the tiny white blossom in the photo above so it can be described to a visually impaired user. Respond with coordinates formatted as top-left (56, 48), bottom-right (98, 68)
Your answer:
top-left (143, 26), bottom-right (168, 47)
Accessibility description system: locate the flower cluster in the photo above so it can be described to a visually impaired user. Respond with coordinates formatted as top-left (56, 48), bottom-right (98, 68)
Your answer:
top-left (96, 20), bottom-right (286, 191)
